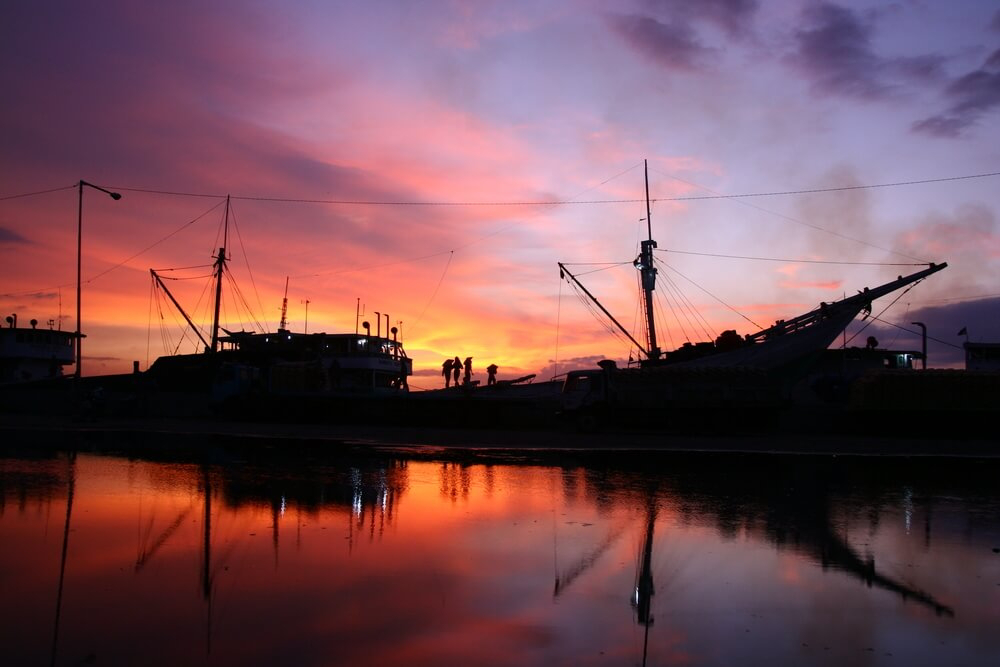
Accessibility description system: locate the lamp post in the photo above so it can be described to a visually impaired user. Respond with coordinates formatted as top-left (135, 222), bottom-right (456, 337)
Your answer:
top-left (76, 180), bottom-right (121, 379)
top-left (911, 321), bottom-right (927, 370)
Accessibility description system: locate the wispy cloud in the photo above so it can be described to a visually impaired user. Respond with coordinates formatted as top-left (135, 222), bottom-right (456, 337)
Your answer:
top-left (607, 13), bottom-right (715, 71)
top-left (643, 0), bottom-right (759, 38)
top-left (788, 2), bottom-right (944, 99)
top-left (912, 48), bottom-right (1000, 138)
top-left (0, 227), bottom-right (29, 244)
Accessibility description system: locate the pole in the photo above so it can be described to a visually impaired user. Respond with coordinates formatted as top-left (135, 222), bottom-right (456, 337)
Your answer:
top-left (210, 196), bottom-right (229, 353)
top-left (639, 160), bottom-right (659, 360)
top-left (75, 182), bottom-right (83, 378)
top-left (911, 321), bottom-right (927, 369)
top-left (75, 180), bottom-right (121, 378)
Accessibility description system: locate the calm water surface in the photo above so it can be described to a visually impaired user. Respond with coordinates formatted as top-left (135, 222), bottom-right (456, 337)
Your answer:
top-left (2, 438), bottom-right (999, 666)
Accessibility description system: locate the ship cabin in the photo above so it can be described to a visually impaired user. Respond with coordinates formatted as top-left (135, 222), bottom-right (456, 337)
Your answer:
top-left (0, 315), bottom-right (77, 383)
top-left (219, 330), bottom-right (412, 394)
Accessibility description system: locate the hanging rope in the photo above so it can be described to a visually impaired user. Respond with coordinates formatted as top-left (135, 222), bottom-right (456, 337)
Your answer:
top-left (552, 274), bottom-right (563, 380)
top-left (409, 250), bottom-right (454, 338)
top-left (845, 281), bottom-right (922, 346)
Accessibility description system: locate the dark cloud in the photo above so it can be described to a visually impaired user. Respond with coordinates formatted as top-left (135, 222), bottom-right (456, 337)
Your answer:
top-left (788, 3), bottom-right (945, 99)
top-left (609, 0), bottom-right (760, 70)
top-left (913, 48), bottom-right (1000, 138)
top-left (643, 0), bottom-right (759, 38)
top-left (0, 227), bottom-right (29, 244)
top-left (608, 13), bottom-right (713, 71)
top-left (790, 3), bottom-right (888, 98)
top-left (0, 1), bottom-right (345, 184)
top-left (536, 355), bottom-right (607, 381)
top-left (894, 297), bottom-right (1000, 367)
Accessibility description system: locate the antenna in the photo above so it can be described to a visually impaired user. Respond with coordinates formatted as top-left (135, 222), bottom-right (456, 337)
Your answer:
top-left (279, 276), bottom-right (290, 331)
top-left (301, 299), bottom-right (310, 334)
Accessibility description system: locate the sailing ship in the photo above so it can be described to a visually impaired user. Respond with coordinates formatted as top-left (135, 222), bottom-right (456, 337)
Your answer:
top-left (558, 161), bottom-right (947, 429)
top-left (145, 197), bottom-right (412, 409)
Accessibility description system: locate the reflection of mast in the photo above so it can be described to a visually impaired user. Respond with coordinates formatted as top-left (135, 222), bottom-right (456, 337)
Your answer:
top-left (49, 452), bottom-right (76, 667)
top-left (633, 501), bottom-right (657, 626)
top-left (632, 498), bottom-right (657, 667)
top-left (202, 465), bottom-right (213, 656)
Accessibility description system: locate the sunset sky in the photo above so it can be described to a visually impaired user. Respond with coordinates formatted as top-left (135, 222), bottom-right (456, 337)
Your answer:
top-left (2, 0), bottom-right (998, 383)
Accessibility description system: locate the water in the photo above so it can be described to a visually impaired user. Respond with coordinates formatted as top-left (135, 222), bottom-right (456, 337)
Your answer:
top-left (2, 438), bottom-right (999, 666)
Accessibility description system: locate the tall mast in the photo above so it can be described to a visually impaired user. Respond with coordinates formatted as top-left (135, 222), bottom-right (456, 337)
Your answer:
top-left (637, 160), bottom-right (660, 360)
top-left (210, 195), bottom-right (229, 353)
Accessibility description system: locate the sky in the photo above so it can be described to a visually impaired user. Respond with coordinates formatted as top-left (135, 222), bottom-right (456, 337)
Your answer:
top-left (2, 0), bottom-right (999, 383)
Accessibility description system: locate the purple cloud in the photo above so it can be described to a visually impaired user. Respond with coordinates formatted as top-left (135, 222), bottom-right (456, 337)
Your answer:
top-left (789, 3), bottom-right (947, 101)
top-left (608, 13), bottom-right (715, 71)
top-left (643, 0), bottom-right (759, 37)
top-left (789, 3), bottom-right (891, 98)
top-left (913, 48), bottom-right (1000, 138)
top-left (0, 227), bottom-right (29, 244)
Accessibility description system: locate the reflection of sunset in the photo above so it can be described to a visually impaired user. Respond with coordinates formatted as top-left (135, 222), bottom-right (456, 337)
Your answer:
top-left (4, 450), bottom-right (1000, 665)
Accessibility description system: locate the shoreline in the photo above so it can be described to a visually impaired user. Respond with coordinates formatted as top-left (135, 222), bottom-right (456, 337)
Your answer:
top-left (2, 413), bottom-right (996, 459)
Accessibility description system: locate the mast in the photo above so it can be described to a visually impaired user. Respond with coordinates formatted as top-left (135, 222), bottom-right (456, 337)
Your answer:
top-left (209, 196), bottom-right (230, 353)
top-left (637, 160), bottom-right (660, 361)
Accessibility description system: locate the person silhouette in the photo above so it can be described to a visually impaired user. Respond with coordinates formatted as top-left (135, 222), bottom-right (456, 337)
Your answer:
top-left (486, 363), bottom-right (498, 386)
top-left (463, 357), bottom-right (473, 385)
top-left (442, 358), bottom-right (454, 388)
top-left (452, 356), bottom-right (461, 385)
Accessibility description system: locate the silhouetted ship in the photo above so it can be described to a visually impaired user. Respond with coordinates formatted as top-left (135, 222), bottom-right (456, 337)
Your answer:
top-left (140, 197), bottom-right (413, 418)
top-left (557, 161), bottom-right (950, 432)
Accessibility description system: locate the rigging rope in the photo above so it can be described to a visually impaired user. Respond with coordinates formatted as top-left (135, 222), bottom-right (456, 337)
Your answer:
top-left (869, 315), bottom-right (965, 350)
top-left (658, 249), bottom-right (926, 266)
top-left (0, 185), bottom-right (76, 201)
top-left (409, 250), bottom-right (454, 337)
top-left (552, 275), bottom-right (562, 380)
top-left (227, 204), bottom-right (269, 333)
top-left (660, 262), bottom-right (763, 330)
top-left (845, 281), bottom-right (922, 346)
top-left (98, 169), bottom-right (999, 206)
top-left (648, 167), bottom-right (929, 263)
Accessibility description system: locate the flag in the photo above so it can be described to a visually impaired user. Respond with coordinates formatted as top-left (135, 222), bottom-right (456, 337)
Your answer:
top-left (958, 327), bottom-right (967, 336)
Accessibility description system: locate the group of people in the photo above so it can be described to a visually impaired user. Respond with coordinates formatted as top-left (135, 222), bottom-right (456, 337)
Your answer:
top-left (442, 357), bottom-right (499, 387)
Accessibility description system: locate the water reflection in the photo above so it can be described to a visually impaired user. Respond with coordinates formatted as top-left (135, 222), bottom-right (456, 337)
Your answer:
top-left (2, 442), bottom-right (998, 666)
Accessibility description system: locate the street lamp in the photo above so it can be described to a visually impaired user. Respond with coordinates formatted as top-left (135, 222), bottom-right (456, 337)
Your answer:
top-left (911, 321), bottom-right (927, 370)
top-left (76, 180), bottom-right (121, 379)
